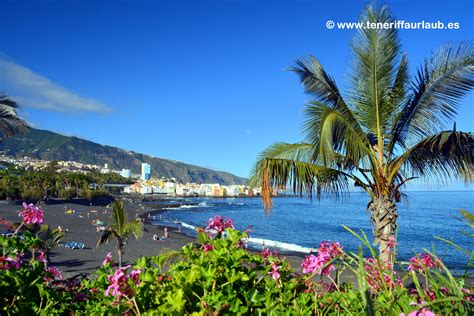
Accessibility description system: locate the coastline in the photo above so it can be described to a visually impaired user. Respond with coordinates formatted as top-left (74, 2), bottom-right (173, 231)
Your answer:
top-left (1, 199), bottom-right (472, 287)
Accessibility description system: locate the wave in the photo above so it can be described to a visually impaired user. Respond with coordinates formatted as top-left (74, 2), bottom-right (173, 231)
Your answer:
top-left (164, 204), bottom-right (202, 210)
top-left (170, 220), bottom-right (315, 254)
top-left (246, 237), bottom-right (316, 254)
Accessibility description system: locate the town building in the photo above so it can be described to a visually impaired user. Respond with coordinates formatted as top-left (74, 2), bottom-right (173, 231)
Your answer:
top-left (141, 163), bottom-right (151, 180)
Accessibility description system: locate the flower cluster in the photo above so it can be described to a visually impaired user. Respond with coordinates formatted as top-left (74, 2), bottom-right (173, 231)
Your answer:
top-left (18, 202), bottom-right (44, 225)
top-left (301, 241), bottom-right (343, 276)
top-left (268, 263), bottom-right (281, 280)
top-left (201, 243), bottom-right (214, 252)
top-left (364, 257), bottom-right (402, 293)
top-left (102, 252), bottom-right (113, 266)
top-left (0, 253), bottom-right (24, 270)
top-left (105, 266), bottom-right (141, 302)
top-left (261, 248), bottom-right (278, 259)
top-left (408, 253), bottom-right (442, 273)
top-left (38, 250), bottom-right (47, 264)
top-left (44, 266), bottom-right (63, 283)
top-left (206, 215), bottom-right (234, 234)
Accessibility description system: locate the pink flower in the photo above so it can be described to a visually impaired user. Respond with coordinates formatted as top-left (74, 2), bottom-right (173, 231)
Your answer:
top-left (44, 266), bottom-right (63, 282)
top-left (38, 250), bottom-right (47, 264)
top-left (403, 308), bottom-right (436, 316)
top-left (262, 248), bottom-right (272, 258)
top-left (206, 215), bottom-right (234, 234)
top-left (408, 253), bottom-right (442, 273)
top-left (0, 254), bottom-right (24, 270)
top-left (301, 241), bottom-right (343, 276)
top-left (105, 265), bottom-right (133, 301)
top-left (387, 235), bottom-right (397, 249)
top-left (102, 252), bottom-right (113, 266)
top-left (201, 243), bottom-right (214, 252)
top-left (131, 269), bottom-right (141, 285)
top-left (268, 263), bottom-right (280, 280)
top-left (19, 203), bottom-right (44, 225)
top-left (364, 257), bottom-right (402, 293)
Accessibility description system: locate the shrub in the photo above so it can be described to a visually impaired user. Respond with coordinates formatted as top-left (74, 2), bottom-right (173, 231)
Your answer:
top-left (1, 211), bottom-right (473, 314)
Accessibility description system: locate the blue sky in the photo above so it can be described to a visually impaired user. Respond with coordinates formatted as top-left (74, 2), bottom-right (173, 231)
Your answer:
top-left (0, 0), bottom-right (473, 189)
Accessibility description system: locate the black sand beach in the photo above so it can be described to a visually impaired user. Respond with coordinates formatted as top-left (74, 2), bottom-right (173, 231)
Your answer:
top-left (0, 200), bottom-right (194, 277)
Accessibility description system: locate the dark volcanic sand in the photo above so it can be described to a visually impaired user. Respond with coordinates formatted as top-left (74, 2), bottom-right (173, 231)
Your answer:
top-left (0, 201), bottom-right (193, 277)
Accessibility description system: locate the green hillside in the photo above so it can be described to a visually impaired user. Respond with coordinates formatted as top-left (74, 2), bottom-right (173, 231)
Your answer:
top-left (0, 128), bottom-right (248, 185)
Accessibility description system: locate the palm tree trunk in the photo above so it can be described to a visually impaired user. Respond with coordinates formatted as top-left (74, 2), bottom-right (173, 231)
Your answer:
top-left (368, 196), bottom-right (398, 262)
top-left (118, 241), bottom-right (124, 267)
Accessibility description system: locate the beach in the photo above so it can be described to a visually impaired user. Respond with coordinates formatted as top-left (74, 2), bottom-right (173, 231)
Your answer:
top-left (0, 200), bottom-right (194, 276)
top-left (0, 199), bottom-right (310, 277)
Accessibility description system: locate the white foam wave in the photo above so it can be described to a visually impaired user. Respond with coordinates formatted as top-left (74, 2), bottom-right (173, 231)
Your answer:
top-left (247, 237), bottom-right (316, 254)
top-left (180, 222), bottom-right (197, 230)
top-left (172, 220), bottom-right (315, 254)
top-left (164, 204), bottom-right (201, 210)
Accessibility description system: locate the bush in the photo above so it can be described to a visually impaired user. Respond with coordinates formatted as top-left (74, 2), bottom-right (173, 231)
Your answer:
top-left (1, 211), bottom-right (473, 315)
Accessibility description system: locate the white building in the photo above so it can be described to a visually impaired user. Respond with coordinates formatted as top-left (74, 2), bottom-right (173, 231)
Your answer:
top-left (141, 163), bottom-right (151, 180)
top-left (120, 169), bottom-right (131, 178)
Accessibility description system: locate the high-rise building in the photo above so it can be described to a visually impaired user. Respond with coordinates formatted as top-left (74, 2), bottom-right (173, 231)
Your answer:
top-left (141, 163), bottom-right (151, 180)
top-left (120, 169), bottom-right (131, 178)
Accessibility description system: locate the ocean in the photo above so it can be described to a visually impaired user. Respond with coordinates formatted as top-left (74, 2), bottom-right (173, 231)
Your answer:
top-left (150, 191), bottom-right (473, 273)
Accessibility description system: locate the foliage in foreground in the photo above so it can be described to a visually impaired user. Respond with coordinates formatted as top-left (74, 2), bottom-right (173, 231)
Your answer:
top-left (1, 207), bottom-right (473, 315)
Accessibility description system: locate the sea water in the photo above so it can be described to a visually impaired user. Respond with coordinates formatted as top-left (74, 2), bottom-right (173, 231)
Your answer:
top-left (151, 191), bottom-right (473, 273)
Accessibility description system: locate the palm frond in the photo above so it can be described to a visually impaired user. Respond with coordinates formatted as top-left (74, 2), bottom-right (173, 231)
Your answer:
top-left (350, 4), bottom-right (403, 143)
top-left (389, 54), bottom-right (409, 114)
top-left (304, 101), bottom-right (374, 168)
top-left (389, 130), bottom-right (473, 184)
top-left (389, 41), bottom-right (474, 150)
top-left (258, 158), bottom-right (350, 212)
top-left (111, 201), bottom-right (125, 233)
top-left (124, 220), bottom-right (144, 240)
top-left (288, 57), bottom-right (367, 150)
top-left (96, 229), bottom-right (113, 248)
top-left (288, 55), bottom-right (345, 107)
top-left (0, 95), bottom-right (28, 139)
top-left (249, 142), bottom-right (316, 187)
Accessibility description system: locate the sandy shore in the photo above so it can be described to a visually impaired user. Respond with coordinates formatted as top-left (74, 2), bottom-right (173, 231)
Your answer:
top-left (0, 200), bottom-right (194, 277)
top-left (0, 200), bottom-right (314, 277)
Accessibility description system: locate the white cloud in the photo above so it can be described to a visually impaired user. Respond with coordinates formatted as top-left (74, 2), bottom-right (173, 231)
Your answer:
top-left (0, 55), bottom-right (110, 114)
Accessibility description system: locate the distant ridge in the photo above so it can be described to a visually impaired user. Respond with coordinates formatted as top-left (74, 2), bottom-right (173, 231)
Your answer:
top-left (0, 128), bottom-right (248, 185)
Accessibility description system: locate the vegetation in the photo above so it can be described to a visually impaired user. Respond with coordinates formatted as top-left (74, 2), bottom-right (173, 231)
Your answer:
top-left (250, 4), bottom-right (474, 261)
top-left (0, 166), bottom-right (130, 201)
top-left (97, 201), bottom-right (144, 267)
top-left (0, 95), bottom-right (27, 141)
top-left (1, 207), bottom-right (473, 315)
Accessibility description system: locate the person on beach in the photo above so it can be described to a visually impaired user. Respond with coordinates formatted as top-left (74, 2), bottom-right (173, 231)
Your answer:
top-left (164, 227), bottom-right (169, 239)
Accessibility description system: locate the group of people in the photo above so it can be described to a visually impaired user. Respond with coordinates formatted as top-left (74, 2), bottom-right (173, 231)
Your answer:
top-left (151, 227), bottom-right (169, 241)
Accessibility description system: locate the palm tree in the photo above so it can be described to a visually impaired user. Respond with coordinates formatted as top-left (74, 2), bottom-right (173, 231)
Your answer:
top-left (97, 201), bottom-right (144, 266)
top-left (0, 95), bottom-right (28, 140)
top-left (251, 5), bottom-right (474, 262)
top-left (37, 225), bottom-right (65, 268)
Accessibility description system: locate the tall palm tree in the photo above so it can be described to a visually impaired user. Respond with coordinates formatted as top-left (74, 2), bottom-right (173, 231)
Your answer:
top-left (251, 5), bottom-right (474, 261)
top-left (97, 201), bottom-right (144, 266)
top-left (0, 95), bottom-right (28, 140)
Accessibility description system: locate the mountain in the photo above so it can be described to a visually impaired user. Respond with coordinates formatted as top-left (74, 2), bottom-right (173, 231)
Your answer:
top-left (0, 128), bottom-right (248, 185)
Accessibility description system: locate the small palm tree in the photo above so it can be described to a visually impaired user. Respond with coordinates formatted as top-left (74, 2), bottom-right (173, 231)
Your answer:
top-left (37, 225), bottom-right (65, 268)
top-left (251, 5), bottom-right (473, 261)
top-left (0, 95), bottom-right (28, 140)
top-left (97, 201), bottom-right (144, 266)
